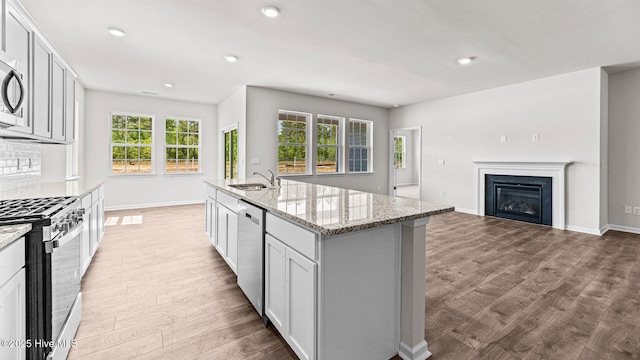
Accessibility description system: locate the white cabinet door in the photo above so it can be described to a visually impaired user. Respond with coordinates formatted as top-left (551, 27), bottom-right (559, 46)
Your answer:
top-left (216, 203), bottom-right (228, 258)
top-left (65, 71), bottom-right (76, 142)
top-left (81, 205), bottom-right (92, 276)
top-left (226, 210), bottom-right (238, 273)
top-left (90, 199), bottom-right (99, 256)
top-left (0, 268), bottom-right (26, 360)
top-left (4, 4), bottom-right (31, 134)
top-left (32, 35), bottom-right (51, 138)
top-left (51, 57), bottom-right (66, 141)
top-left (205, 197), bottom-right (217, 246)
top-left (97, 191), bottom-right (105, 242)
top-left (265, 234), bottom-right (286, 334)
top-left (285, 247), bottom-right (317, 360)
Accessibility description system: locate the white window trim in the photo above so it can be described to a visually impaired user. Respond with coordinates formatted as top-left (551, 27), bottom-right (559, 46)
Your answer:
top-left (395, 135), bottom-right (406, 169)
top-left (316, 114), bottom-right (345, 175)
top-left (278, 110), bottom-right (312, 176)
top-left (163, 116), bottom-right (202, 175)
top-left (109, 111), bottom-right (155, 176)
top-left (348, 118), bottom-right (373, 174)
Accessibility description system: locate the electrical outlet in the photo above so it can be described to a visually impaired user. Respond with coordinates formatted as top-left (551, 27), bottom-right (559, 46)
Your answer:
top-left (625, 206), bottom-right (633, 214)
top-left (500, 135), bottom-right (507, 143)
top-left (634, 207), bottom-right (640, 216)
top-left (438, 159), bottom-right (445, 166)
top-left (532, 133), bottom-right (539, 141)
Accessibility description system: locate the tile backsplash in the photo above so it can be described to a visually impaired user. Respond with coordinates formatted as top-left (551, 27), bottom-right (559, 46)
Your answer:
top-left (0, 141), bottom-right (42, 178)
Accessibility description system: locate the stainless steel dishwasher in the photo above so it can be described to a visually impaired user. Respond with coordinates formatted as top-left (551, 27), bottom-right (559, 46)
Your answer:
top-left (237, 200), bottom-right (267, 323)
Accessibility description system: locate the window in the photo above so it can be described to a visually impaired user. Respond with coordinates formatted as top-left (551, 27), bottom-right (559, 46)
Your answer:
top-left (278, 111), bottom-right (310, 175)
top-left (348, 119), bottom-right (372, 172)
top-left (316, 115), bottom-right (343, 174)
top-left (394, 136), bottom-right (406, 169)
top-left (165, 117), bottom-right (200, 173)
top-left (111, 112), bottom-right (153, 174)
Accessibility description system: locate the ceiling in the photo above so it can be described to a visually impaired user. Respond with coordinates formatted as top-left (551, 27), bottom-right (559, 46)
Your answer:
top-left (18, 0), bottom-right (640, 108)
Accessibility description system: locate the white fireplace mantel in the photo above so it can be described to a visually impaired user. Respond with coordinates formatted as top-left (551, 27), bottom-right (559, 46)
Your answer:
top-left (472, 161), bottom-right (572, 230)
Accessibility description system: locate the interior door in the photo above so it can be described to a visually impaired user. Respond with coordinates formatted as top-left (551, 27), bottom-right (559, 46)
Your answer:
top-left (390, 128), bottom-right (421, 200)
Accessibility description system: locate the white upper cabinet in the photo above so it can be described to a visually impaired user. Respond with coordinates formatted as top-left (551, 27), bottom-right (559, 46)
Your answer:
top-left (32, 34), bottom-right (51, 139)
top-left (2, 0), bottom-right (77, 144)
top-left (4, 3), bottom-right (32, 134)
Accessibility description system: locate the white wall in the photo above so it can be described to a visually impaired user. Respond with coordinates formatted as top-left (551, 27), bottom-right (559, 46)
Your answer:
top-left (390, 68), bottom-right (606, 233)
top-left (217, 87), bottom-right (246, 178)
top-left (244, 86), bottom-right (390, 194)
top-left (608, 68), bottom-right (640, 231)
top-left (84, 90), bottom-right (217, 209)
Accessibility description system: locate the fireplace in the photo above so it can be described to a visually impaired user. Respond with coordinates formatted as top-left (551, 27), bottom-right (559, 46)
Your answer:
top-left (485, 175), bottom-right (552, 226)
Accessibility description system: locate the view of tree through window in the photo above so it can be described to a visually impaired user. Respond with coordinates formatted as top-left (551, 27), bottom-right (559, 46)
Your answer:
top-left (278, 112), bottom-right (309, 174)
top-left (111, 113), bottom-right (153, 174)
top-left (394, 136), bottom-right (405, 168)
top-left (349, 120), bottom-right (371, 172)
top-left (317, 116), bottom-right (342, 173)
top-left (224, 128), bottom-right (238, 179)
top-left (165, 118), bottom-right (200, 173)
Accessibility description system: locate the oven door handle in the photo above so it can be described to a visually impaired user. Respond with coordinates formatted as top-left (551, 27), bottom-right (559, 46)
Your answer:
top-left (45, 222), bottom-right (83, 254)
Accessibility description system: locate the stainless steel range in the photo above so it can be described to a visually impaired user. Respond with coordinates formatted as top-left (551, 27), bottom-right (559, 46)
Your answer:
top-left (0, 196), bottom-right (84, 360)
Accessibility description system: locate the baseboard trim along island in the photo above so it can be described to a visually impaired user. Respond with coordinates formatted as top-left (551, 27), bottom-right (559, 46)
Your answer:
top-left (204, 178), bottom-right (454, 360)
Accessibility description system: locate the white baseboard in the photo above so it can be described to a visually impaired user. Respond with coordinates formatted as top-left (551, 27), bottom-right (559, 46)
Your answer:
top-left (105, 199), bottom-right (204, 212)
top-left (398, 341), bottom-right (431, 360)
top-left (565, 225), bottom-right (602, 236)
top-left (454, 208), bottom-right (476, 215)
top-left (605, 224), bottom-right (640, 235)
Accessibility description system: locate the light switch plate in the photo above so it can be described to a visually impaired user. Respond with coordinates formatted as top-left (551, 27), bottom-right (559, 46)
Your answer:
top-left (250, 158), bottom-right (260, 165)
top-left (532, 133), bottom-right (539, 141)
top-left (500, 135), bottom-right (507, 143)
top-left (634, 207), bottom-right (640, 215)
top-left (438, 159), bottom-right (445, 166)
top-left (625, 206), bottom-right (632, 214)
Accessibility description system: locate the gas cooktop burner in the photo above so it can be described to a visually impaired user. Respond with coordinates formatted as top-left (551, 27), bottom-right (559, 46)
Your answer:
top-left (0, 196), bottom-right (76, 225)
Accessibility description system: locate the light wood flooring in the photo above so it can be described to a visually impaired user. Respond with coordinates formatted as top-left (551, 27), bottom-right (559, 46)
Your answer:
top-left (68, 204), bottom-right (640, 360)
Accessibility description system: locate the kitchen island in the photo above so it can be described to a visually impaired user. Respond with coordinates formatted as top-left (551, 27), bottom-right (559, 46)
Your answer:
top-left (204, 178), bottom-right (453, 360)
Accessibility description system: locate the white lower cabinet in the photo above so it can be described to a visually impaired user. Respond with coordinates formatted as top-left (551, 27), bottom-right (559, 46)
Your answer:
top-left (216, 203), bottom-right (238, 273)
top-left (205, 196), bottom-right (217, 246)
top-left (80, 185), bottom-right (105, 277)
top-left (0, 238), bottom-right (26, 360)
top-left (265, 234), bottom-right (317, 360)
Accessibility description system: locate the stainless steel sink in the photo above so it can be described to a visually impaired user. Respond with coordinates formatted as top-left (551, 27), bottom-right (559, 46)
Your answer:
top-left (228, 183), bottom-right (268, 191)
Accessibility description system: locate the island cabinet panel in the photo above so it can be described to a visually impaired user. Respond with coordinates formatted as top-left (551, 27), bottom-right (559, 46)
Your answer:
top-left (265, 233), bottom-right (317, 360)
top-left (266, 212), bottom-right (316, 260)
top-left (205, 196), bottom-right (216, 246)
top-left (0, 237), bottom-right (26, 360)
top-left (215, 196), bottom-right (238, 274)
top-left (265, 234), bottom-right (286, 333)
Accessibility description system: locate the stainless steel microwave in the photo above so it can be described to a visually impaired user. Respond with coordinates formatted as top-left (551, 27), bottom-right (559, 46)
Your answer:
top-left (0, 51), bottom-right (25, 128)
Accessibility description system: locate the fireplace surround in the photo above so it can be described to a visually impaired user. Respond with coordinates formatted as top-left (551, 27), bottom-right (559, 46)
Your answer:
top-left (473, 161), bottom-right (571, 230)
top-left (485, 174), bottom-right (552, 225)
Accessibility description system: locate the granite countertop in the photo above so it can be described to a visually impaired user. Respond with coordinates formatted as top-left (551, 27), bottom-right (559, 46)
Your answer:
top-left (0, 179), bottom-right (104, 200)
top-left (0, 224), bottom-right (31, 251)
top-left (205, 178), bottom-right (454, 236)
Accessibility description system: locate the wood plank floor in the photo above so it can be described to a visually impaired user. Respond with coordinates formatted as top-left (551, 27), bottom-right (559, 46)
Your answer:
top-left (68, 204), bottom-right (640, 360)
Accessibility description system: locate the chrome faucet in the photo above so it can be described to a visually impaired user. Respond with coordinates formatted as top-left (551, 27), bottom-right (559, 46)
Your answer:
top-left (253, 169), bottom-right (280, 187)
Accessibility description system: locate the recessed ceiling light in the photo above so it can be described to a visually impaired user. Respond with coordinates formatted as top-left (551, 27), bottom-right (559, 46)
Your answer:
top-left (224, 55), bottom-right (239, 63)
top-left (393, 104), bottom-right (400, 108)
top-left (261, 6), bottom-right (281, 18)
top-left (164, 83), bottom-right (174, 88)
top-left (108, 27), bottom-right (126, 37)
top-left (457, 56), bottom-right (476, 65)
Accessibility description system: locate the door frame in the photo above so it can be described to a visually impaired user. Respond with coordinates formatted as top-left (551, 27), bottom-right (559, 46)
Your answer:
top-left (220, 124), bottom-right (238, 179)
top-left (389, 126), bottom-right (422, 200)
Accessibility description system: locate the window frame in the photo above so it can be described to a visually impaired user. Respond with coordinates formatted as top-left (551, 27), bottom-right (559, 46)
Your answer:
top-left (315, 114), bottom-right (345, 175)
top-left (109, 111), bottom-right (155, 176)
top-left (277, 110), bottom-right (312, 176)
top-left (348, 118), bottom-right (373, 173)
top-left (163, 116), bottom-right (202, 174)
top-left (394, 135), bottom-right (406, 169)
